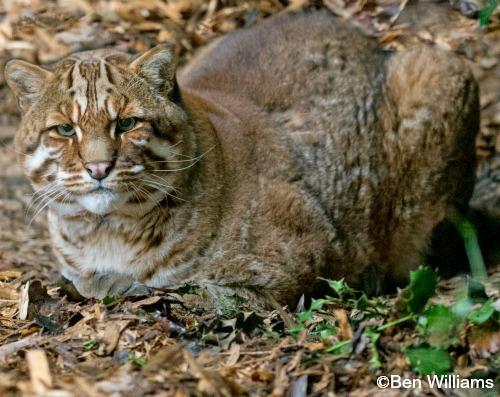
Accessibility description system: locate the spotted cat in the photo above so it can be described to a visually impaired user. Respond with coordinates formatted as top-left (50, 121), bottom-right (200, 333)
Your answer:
top-left (5, 11), bottom-right (479, 305)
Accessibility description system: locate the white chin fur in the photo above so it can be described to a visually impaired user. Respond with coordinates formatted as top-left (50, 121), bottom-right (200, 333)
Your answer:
top-left (77, 190), bottom-right (129, 215)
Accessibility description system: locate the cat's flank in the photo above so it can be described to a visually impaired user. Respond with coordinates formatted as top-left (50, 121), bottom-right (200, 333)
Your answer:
top-left (5, 11), bottom-right (478, 306)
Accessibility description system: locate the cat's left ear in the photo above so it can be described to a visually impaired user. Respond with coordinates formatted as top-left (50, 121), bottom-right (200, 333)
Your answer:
top-left (130, 44), bottom-right (182, 105)
top-left (4, 60), bottom-right (53, 113)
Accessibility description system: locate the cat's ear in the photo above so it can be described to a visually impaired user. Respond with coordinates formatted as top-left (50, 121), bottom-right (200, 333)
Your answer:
top-left (130, 44), bottom-right (182, 105)
top-left (4, 60), bottom-right (53, 113)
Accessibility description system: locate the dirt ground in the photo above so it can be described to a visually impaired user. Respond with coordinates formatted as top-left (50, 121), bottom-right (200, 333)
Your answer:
top-left (0, 1), bottom-right (499, 396)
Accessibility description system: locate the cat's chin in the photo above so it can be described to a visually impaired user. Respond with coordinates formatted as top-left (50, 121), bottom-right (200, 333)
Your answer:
top-left (77, 189), bottom-right (129, 215)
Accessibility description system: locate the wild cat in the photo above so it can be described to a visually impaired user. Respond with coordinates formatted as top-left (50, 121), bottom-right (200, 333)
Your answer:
top-left (5, 10), bottom-right (478, 306)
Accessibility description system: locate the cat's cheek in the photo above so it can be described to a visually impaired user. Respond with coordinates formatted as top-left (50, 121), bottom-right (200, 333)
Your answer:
top-left (76, 190), bottom-right (130, 215)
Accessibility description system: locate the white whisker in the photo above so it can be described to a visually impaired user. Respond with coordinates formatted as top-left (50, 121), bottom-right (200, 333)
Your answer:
top-left (151, 145), bottom-right (215, 173)
top-left (149, 145), bottom-right (215, 165)
top-left (28, 190), bottom-right (66, 226)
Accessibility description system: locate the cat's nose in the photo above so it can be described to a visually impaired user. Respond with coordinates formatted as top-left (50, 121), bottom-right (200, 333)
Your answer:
top-left (84, 161), bottom-right (113, 180)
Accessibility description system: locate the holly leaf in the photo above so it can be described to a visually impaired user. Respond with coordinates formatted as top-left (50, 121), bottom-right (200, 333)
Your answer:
top-left (326, 279), bottom-right (356, 298)
top-left (405, 346), bottom-right (451, 375)
top-left (364, 327), bottom-right (381, 368)
top-left (297, 298), bottom-right (325, 323)
top-left (468, 300), bottom-right (495, 325)
top-left (418, 304), bottom-right (462, 348)
top-left (289, 298), bottom-right (326, 339)
top-left (395, 267), bottom-right (438, 315)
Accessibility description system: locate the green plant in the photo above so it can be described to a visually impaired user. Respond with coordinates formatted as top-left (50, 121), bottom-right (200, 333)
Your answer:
top-left (127, 353), bottom-right (146, 367)
top-left (479, 0), bottom-right (500, 27)
top-left (288, 298), bottom-right (326, 338)
top-left (287, 267), bottom-right (500, 375)
top-left (83, 339), bottom-right (97, 350)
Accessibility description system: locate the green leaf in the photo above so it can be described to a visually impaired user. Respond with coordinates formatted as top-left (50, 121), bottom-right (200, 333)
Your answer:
top-left (83, 339), bottom-right (96, 350)
top-left (325, 339), bottom-right (351, 354)
top-left (479, 0), bottom-right (500, 27)
top-left (407, 267), bottom-right (439, 313)
top-left (452, 297), bottom-right (474, 319)
top-left (310, 298), bottom-right (326, 312)
top-left (468, 299), bottom-right (495, 324)
top-left (364, 327), bottom-right (381, 368)
top-left (127, 353), bottom-right (146, 367)
top-left (405, 346), bottom-right (451, 375)
top-left (352, 294), bottom-right (389, 318)
top-left (400, 267), bottom-right (439, 314)
top-left (418, 304), bottom-right (462, 348)
top-left (288, 323), bottom-right (305, 339)
top-left (326, 279), bottom-right (356, 298)
top-left (297, 300), bottom-right (324, 323)
top-left (289, 298), bottom-right (326, 339)
top-left (99, 296), bottom-right (118, 305)
top-left (317, 323), bottom-right (336, 340)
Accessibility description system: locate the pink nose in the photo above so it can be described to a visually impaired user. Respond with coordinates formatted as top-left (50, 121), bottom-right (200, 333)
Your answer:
top-left (84, 161), bottom-right (113, 180)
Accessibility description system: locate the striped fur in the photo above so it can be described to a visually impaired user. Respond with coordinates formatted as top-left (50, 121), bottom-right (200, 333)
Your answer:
top-left (6, 46), bottom-right (206, 296)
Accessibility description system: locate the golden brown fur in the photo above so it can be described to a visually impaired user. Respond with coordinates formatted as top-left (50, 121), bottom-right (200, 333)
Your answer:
top-left (471, 131), bottom-right (499, 220)
top-left (5, 10), bottom-right (479, 306)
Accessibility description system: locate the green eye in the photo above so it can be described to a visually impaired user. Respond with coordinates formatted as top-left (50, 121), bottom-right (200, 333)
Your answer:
top-left (116, 117), bottom-right (136, 133)
top-left (56, 124), bottom-right (75, 137)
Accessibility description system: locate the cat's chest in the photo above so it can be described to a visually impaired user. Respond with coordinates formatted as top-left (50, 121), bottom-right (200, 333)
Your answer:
top-left (48, 212), bottom-right (163, 276)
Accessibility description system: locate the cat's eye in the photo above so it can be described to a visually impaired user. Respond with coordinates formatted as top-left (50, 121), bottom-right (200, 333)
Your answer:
top-left (116, 117), bottom-right (137, 133)
top-left (56, 124), bottom-right (75, 137)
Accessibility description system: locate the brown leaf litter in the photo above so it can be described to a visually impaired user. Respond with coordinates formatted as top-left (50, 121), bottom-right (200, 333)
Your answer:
top-left (0, 0), bottom-right (499, 396)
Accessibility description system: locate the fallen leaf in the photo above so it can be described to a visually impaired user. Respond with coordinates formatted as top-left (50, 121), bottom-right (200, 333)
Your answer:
top-left (26, 349), bottom-right (52, 394)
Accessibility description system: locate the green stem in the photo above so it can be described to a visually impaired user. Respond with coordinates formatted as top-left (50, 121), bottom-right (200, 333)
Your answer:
top-left (447, 208), bottom-right (488, 282)
top-left (325, 339), bottom-right (351, 353)
top-left (377, 314), bottom-right (414, 331)
top-left (479, 0), bottom-right (500, 27)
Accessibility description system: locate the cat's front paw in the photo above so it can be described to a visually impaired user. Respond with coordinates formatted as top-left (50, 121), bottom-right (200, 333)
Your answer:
top-left (69, 272), bottom-right (151, 299)
top-left (123, 281), bottom-right (153, 297)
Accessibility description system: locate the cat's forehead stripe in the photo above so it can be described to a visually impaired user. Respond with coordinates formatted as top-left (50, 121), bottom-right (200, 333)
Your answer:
top-left (64, 58), bottom-right (118, 121)
top-left (71, 61), bottom-right (89, 116)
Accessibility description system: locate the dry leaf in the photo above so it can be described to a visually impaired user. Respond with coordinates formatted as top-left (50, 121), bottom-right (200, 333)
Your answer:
top-left (27, 349), bottom-right (52, 394)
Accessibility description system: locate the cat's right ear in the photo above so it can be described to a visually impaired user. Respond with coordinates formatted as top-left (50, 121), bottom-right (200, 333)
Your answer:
top-left (4, 60), bottom-right (53, 113)
top-left (129, 44), bottom-right (182, 105)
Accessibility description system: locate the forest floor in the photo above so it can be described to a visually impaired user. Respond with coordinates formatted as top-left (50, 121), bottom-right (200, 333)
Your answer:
top-left (0, 1), bottom-right (499, 396)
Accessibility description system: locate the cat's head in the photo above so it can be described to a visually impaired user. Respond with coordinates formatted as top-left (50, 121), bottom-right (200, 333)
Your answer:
top-left (5, 45), bottom-right (195, 216)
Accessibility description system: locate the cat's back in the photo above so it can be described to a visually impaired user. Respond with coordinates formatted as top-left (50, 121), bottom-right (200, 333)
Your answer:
top-left (178, 10), bottom-right (385, 110)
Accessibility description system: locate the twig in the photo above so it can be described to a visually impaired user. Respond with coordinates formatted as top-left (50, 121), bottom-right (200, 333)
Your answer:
top-left (0, 336), bottom-right (44, 361)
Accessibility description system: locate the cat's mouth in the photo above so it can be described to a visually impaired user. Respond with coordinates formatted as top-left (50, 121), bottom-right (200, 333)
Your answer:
top-left (76, 187), bottom-right (129, 215)
top-left (87, 186), bottom-right (114, 194)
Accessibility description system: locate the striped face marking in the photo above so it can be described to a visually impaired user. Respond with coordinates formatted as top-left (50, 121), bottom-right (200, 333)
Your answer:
top-left (5, 45), bottom-right (208, 293)
top-left (10, 48), bottom-right (192, 217)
